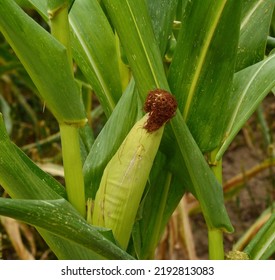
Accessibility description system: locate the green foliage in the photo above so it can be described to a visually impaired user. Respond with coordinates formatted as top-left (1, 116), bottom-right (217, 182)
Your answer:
top-left (244, 212), bottom-right (275, 260)
top-left (0, 0), bottom-right (86, 125)
top-left (237, 0), bottom-right (274, 71)
top-left (168, 0), bottom-right (241, 152)
top-left (70, 0), bottom-right (122, 117)
top-left (0, 0), bottom-right (275, 260)
top-left (217, 52), bottom-right (275, 160)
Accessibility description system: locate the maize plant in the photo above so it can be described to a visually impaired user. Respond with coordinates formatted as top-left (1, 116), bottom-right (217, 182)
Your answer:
top-left (0, 0), bottom-right (275, 260)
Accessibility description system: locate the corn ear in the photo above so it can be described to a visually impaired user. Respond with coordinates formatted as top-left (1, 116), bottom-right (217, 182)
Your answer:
top-left (92, 89), bottom-right (177, 249)
top-left (92, 114), bottom-right (163, 249)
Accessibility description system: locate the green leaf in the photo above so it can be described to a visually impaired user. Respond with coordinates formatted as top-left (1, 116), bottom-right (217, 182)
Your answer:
top-left (133, 152), bottom-right (185, 259)
top-left (132, 153), bottom-right (170, 259)
top-left (15, 0), bottom-right (34, 8)
top-left (25, 0), bottom-right (47, 19)
top-left (236, 0), bottom-right (275, 71)
top-left (0, 115), bottom-right (115, 259)
top-left (146, 0), bottom-right (178, 56)
top-left (37, 230), bottom-right (104, 260)
top-left (102, 0), bottom-right (169, 98)
top-left (244, 212), bottom-right (275, 260)
top-left (47, 0), bottom-right (74, 11)
top-left (70, 0), bottom-right (122, 117)
top-left (0, 0), bottom-right (86, 124)
top-left (28, 0), bottom-right (123, 117)
top-left (168, 0), bottom-right (241, 152)
top-left (170, 112), bottom-right (233, 233)
top-left (0, 198), bottom-right (133, 260)
top-left (216, 53), bottom-right (275, 160)
top-left (83, 80), bottom-right (141, 198)
top-left (0, 115), bottom-right (64, 200)
top-left (0, 95), bottom-right (12, 135)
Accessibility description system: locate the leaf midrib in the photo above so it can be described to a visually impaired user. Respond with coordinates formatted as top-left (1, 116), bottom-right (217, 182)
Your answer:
top-left (240, 0), bottom-right (264, 30)
top-left (183, 0), bottom-right (227, 121)
top-left (125, 0), bottom-right (161, 89)
top-left (70, 18), bottom-right (116, 112)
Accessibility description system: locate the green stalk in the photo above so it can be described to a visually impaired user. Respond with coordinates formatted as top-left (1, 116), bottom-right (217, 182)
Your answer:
top-left (48, 2), bottom-right (73, 74)
top-left (208, 149), bottom-right (224, 259)
top-left (208, 229), bottom-right (224, 260)
top-left (48, 2), bottom-right (86, 217)
top-left (60, 124), bottom-right (86, 217)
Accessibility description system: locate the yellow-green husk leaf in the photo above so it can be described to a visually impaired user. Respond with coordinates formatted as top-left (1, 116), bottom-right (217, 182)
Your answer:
top-left (92, 114), bottom-right (164, 249)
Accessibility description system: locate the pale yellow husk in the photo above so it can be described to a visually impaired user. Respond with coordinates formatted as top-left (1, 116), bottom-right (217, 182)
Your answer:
top-left (92, 113), bottom-right (164, 249)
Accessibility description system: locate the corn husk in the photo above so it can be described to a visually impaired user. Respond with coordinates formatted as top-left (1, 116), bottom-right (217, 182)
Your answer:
top-left (92, 114), bottom-right (164, 249)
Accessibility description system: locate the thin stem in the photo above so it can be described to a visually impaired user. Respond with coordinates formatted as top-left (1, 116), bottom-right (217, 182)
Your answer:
top-left (208, 148), bottom-right (224, 260)
top-left (60, 124), bottom-right (86, 217)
